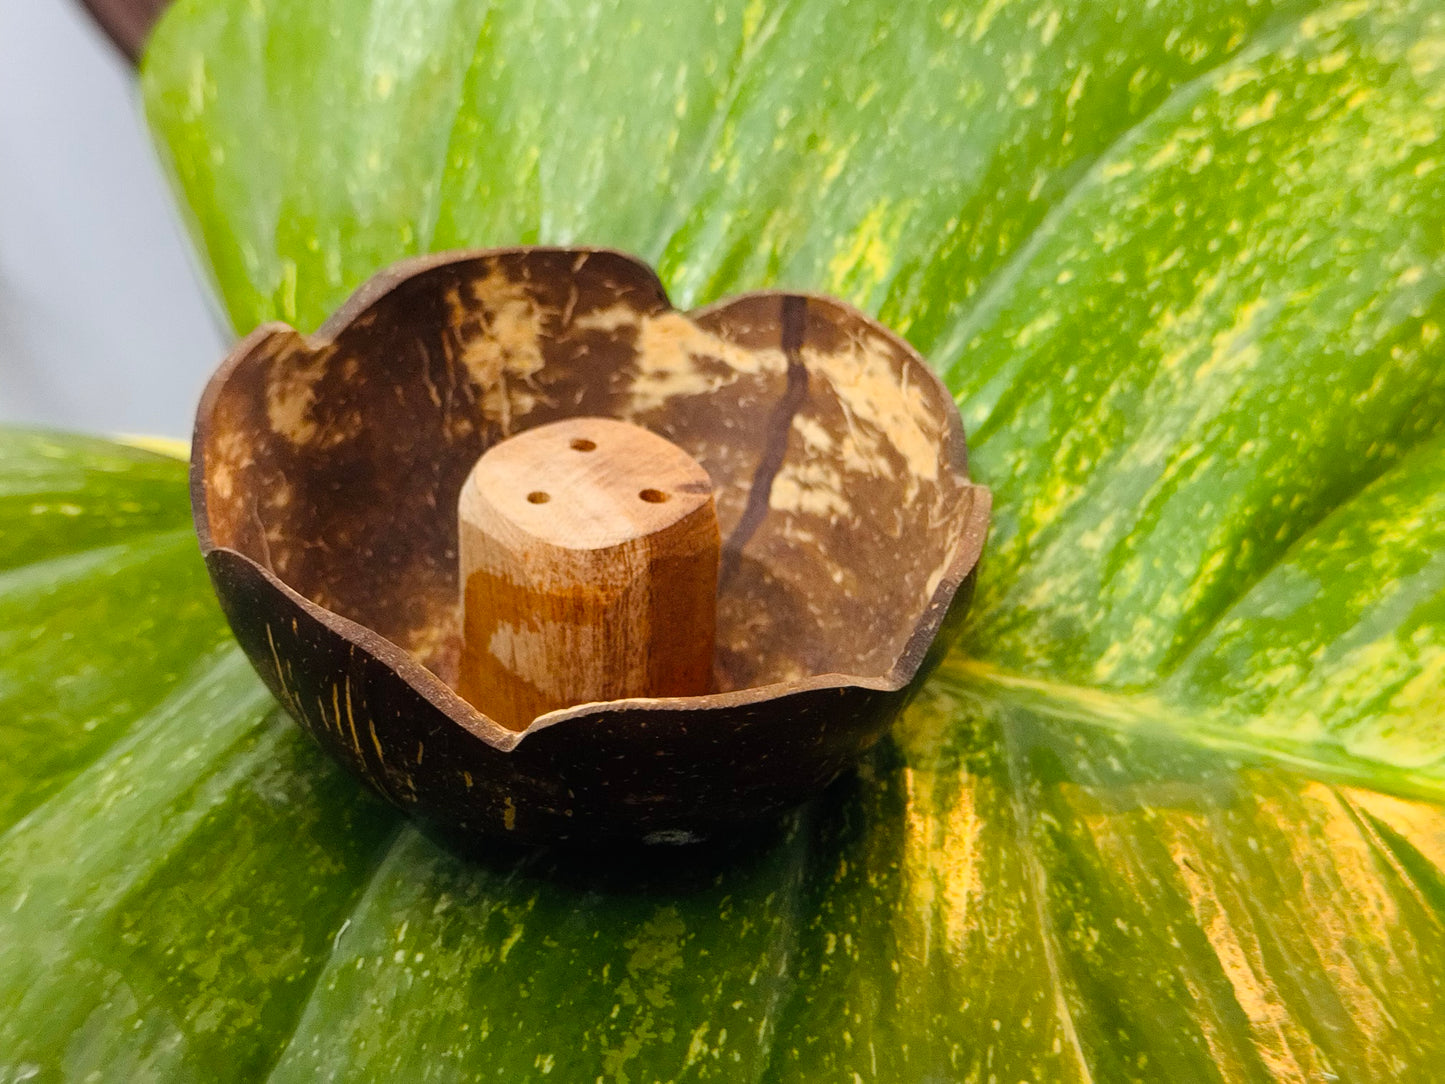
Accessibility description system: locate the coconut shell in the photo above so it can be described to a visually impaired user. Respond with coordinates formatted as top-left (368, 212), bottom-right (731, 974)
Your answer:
top-left (192, 247), bottom-right (990, 843)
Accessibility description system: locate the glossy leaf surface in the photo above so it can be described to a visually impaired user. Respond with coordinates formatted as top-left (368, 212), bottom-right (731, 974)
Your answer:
top-left (5, 0), bottom-right (1445, 1077)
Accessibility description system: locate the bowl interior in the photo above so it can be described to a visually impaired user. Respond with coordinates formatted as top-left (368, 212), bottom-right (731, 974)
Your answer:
top-left (199, 251), bottom-right (978, 702)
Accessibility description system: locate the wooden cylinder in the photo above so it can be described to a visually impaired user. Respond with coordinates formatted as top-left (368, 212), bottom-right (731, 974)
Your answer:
top-left (457, 417), bottom-right (719, 730)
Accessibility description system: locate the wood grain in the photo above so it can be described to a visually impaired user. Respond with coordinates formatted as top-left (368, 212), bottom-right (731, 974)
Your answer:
top-left (457, 417), bottom-right (719, 730)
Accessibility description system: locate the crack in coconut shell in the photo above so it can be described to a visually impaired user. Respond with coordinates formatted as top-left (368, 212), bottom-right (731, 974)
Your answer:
top-left (192, 247), bottom-right (991, 843)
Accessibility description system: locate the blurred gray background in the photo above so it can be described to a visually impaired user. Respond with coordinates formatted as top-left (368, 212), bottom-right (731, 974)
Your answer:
top-left (0, 0), bottom-right (225, 440)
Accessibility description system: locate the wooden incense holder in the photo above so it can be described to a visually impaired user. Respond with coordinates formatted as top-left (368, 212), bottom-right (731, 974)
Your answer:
top-left (192, 247), bottom-right (990, 844)
top-left (458, 417), bottom-right (719, 729)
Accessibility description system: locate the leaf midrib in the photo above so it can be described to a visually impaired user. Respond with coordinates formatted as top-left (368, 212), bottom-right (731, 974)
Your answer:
top-left (940, 659), bottom-right (1445, 806)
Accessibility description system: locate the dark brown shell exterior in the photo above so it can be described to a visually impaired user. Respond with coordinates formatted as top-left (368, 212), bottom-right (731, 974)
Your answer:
top-left (192, 248), bottom-right (991, 843)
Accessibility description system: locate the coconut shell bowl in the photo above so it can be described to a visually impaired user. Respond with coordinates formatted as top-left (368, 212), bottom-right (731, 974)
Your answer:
top-left (191, 247), bottom-right (990, 844)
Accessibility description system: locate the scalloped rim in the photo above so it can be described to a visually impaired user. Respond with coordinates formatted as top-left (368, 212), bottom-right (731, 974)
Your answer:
top-left (192, 246), bottom-right (991, 753)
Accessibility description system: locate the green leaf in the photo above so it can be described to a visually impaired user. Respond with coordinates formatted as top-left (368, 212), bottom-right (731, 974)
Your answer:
top-left (4, 0), bottom-right (1444, 1077)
